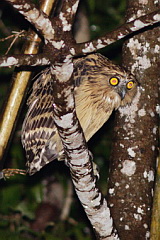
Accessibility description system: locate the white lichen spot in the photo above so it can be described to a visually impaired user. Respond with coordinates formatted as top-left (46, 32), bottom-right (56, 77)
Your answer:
top-left (149, 111), bottom-right (155, 117)
top-left (1, 57), bottom-right (18, 67)
top-left (145, 231), bottom-right (150, 239)
top-left (82, 42), bottom-right (95, 53)
top-left (104, 39), bottom-right (114, 45)
top-left (134, 213), bottom-right (142, 221)
top-left (120, 217), bottom-right (123, 221)
top-left (127, 38), bottom-right (141, 52)
top-left (71, 1), bottom-right (79, 14)
top-left (70, 48), bottom-right (76, 55)
top-left (118, 32), bottom-right (125, 39)
top-left (120, 143), bottom-right (124, 148)
top-left (143, 223), bottom-right (148, 229)
top-left (41, 58), bottom-right (50, 65)
top-left (130, 20), bottom-right (147, 31)
top-left (152, 145), bottom-right (155, 151)
top-left (60, 113), bottom-right (73, 128)
top-left (115, 182), bottom-right (120, 187)
top-left (138, 109), bottom-right (146, 117)
top-left (109, 203), bottom-right (114, 207)
top-left (52, 40), bottom-right (65, 49)
top-left (24, 3), bottom-right (30, 9)
top-left (154, 44), bottom-right (160, 53)
top-left (139, 0), bottom-right (148, 4)
top-left (26, 8), bottom-right (39, 19)
top-left (137, 207), bottom-right (144, 214)
top-left (134, 20), bottom-right (146, 28)
top-left (134, 55), bottom-right (151, 71)
top-left (151, 188), bottom-right (154, 196)
top-left (121, 160), bottom-right (136, 176)
top-left (153, 126), bottom-right (157, 134)
top-left (59, 12), bottom-right (72, 31)
top-left (52, 60), bottom-right (73, 83)
top-left (119, 87), bottom-right (141, 123)
top-left (143, 170), bottom-right (154, 182)
top-left (127, 39), bottom-right (153, 71)
top-left (127, 147), bottom-right (136, 157)
top-left (12, 4), bottom-right (22, 9)
top-left (133, 56), bottom-right (149, 71)
top-left (109, 188), bottom-right (114, 195)
top-left (125, 225), bottom-right (130, 230)
top-left (153, 14), bottom-right (160, 21)
top-left (63, 54), bottom-right (72, 62)
top-left (96, 39), bottom-right (105, 48)
top-left (125, 184), bottom-right (129, 189)
top-left (156, 104), bottom-right (160, 115)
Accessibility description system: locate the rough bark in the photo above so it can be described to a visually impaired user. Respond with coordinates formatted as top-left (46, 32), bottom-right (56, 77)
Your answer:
top-left (0, 0), bottom-right (159, 239)
top-left (107, 0), bottom-right (159, 239)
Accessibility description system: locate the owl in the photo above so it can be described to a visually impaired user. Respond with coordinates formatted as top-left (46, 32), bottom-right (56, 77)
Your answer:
top-left (21, 53), bottom-right (138, 175)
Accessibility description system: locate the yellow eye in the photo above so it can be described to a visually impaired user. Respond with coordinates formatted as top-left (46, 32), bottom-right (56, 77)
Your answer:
top-left (126, 81), bottom-right (134, 89)
top-left (109, 77), bottom-right (119, 86)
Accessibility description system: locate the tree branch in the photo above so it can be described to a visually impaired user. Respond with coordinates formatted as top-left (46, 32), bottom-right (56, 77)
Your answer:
top-left (4, 1), bottom-right (160, 58)
top-left (0, 1), bottom-right (160, 239)
top-left (51, 60), bottom-right (119, 239)
top-left (76, 9), bottom-right (160, 54)
top-left (0, 53), bottom-right (50, 67)
top-left (59, 0), bottom-right (80, 30)
top-left (5, 0), bottom-right (55, 43)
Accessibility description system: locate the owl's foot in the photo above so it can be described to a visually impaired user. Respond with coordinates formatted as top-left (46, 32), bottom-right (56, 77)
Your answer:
top-left (0, 168), bottom-right (26, 179)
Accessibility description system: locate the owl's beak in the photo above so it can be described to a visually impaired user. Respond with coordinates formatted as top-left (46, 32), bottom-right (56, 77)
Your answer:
top-left (118, 87), bottom-right (126, 100)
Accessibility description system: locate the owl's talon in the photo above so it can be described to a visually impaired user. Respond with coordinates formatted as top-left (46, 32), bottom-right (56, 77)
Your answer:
top-left (0, 168), bottom-right (26, 179)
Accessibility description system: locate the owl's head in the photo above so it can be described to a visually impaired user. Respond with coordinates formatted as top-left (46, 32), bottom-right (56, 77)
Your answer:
top-left (74, 53), bottom-right (138, 110)
top-left (103, 65), bottom-right (138, 107)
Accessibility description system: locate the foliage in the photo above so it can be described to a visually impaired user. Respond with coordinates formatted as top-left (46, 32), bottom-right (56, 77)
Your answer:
top-left (0, 0), bottom-right (126, 239)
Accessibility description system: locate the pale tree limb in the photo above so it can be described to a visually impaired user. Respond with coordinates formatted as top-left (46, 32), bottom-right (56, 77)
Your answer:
top-left (0, 7), bottom-right (159, 67)
top-left (5, 0), bottom-right (56, 43)
top-left (0, 0), bottom-right (160, 239)
top-left (0, 0), bottom-right (55, 167)
top-left (76, 9), bottom-right (160, 54)
top-left (51, 61), bottom-right (119, 239)
top-left (0, 53), bottom-right (50, 67)
top-left (60, 0), bottom-right (80, 27)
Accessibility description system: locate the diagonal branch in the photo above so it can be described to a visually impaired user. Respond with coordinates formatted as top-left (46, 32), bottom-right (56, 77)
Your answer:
top-left (0, 53), bottom-right (50, 67)
top-left (59, 0), bottom-right (80, 31)
top-left (51, 60), bottom-right (119, 239)
top-left (75, 9), bottom-right (160, 54)
top-left (5, 0), bottom-right (55, 43)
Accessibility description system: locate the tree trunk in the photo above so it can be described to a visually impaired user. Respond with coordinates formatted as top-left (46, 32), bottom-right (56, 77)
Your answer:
top-left (107, 0), bottom-right (159, 239)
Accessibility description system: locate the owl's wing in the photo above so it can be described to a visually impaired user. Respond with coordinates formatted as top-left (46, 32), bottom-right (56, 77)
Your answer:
top-left (21, 69), bottom-right (60, 175)
top-left (22, 55), bottom-right (97, 175)
top-left (73, 57), bottom-right (88, 87)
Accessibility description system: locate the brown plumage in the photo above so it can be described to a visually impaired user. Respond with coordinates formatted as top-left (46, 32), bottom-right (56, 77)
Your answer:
top-left (21, 53), bottom-right (138, 175)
